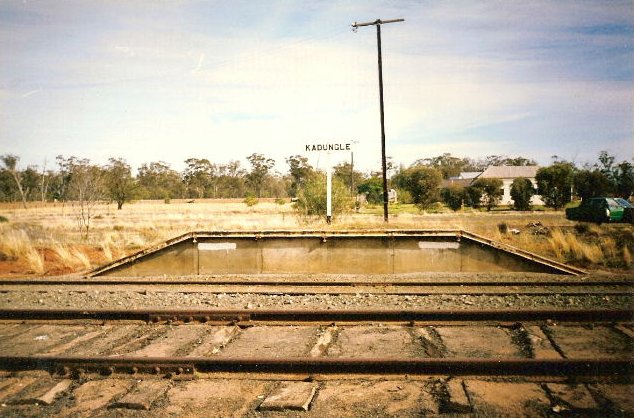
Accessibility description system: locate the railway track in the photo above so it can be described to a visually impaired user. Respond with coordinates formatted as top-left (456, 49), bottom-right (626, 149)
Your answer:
top-left (0, 307), bottom-right (632, 415)
top-left (1, 307), bottom-right (633, 415)
top-left (0, 308), bottom-right (631, 377)
top-left (1, 273), bottom-right (632, 415)
top-left (1, 275), bottom-right (631, 296)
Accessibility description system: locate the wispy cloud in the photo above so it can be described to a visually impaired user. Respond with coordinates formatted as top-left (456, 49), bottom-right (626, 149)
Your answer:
top-left (21, 89), bottom-right (41, 98)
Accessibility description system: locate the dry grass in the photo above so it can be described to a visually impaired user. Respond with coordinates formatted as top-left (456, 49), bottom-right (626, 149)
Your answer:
top-left (70, 248), bottom-right (92, 270)
top-left (547, 227), bottom-right (632, 267)
top-left (0, 199), bottom-right (632, 275)
top-left (0, 225), bottom-right (45, 273)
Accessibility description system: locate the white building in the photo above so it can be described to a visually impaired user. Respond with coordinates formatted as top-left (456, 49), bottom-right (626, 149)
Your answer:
top-left (475, 166), bottom-right (544, 206)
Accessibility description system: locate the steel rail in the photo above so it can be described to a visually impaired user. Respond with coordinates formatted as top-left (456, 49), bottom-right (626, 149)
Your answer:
top-left (0, 284), bottom-right (630, 296)
top-left (0, 308), bottom-right (631, 324)
top-left (1, 278), bottom-right (630, 286)
top-left (0, 355), bottom-right (630, 377)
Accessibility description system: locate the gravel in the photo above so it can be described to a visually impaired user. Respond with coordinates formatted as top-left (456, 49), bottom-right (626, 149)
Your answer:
top-left (1, 290), bottom-right (631, 310)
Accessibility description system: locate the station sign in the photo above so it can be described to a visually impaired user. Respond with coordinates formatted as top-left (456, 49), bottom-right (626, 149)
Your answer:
top-left (305, 143), bottom-right (352, 152)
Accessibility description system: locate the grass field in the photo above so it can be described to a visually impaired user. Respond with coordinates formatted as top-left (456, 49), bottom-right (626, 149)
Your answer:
top-left (0, 199), bottom-right (632, 276)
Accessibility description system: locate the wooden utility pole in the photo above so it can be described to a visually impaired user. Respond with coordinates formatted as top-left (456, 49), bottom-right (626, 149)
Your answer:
top-left (352, 18), bottom-right (404, 223)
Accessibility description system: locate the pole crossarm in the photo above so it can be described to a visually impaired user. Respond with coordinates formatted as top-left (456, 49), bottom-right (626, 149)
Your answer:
top-left (352, 18), bottom-right (404, 28)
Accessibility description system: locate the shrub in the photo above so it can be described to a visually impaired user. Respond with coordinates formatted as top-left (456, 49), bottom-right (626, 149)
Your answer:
top-left (393, 166), bottom-right (442, 209)
top-left (441, 186), bottom-right (464, 211)
top-left (244, 195), bottom-right (258, 207)
top-left (536, 162), bottom-right (574, 209)
top-left (0, 215), bottom-right (8, 223)
top-left (463, 186), bottom-right (483, 208)
top-left (510, 177), bottom-right (535, 211)
top-left (357, 177), bottom-right (383, 205)
top-left (471, 178), bottom-right (503, 211)
top-left (294, 172), bottom-right (351, 221)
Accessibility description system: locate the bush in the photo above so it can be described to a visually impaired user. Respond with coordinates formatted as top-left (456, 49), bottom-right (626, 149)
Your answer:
top-left (471, 178), bottom-right (503, 211)
top-left (294, 172), bottom-right (351, 221)
top-left (357, 177), bottom-right (383, 204)
top-left (244, 195), bottom-right (258, 207)
top-left (0, 215), bottom-right (8, 223)
top-left (396, 189), bottom-right (413, 204)
top-left (393, 166), bottom-right (442, 209)
top-left (463, 186), bottom-right (483, 208)
top-left (510, 177), bottom-right (535, 211)
top-left (536, 162), bottom-right (574, 209)
top-left (441, 186), bottom-right (464, 211)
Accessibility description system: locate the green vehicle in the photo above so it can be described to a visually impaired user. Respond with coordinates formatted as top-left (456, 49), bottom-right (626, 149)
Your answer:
top-left (566, 197), bottom-right (634, 224)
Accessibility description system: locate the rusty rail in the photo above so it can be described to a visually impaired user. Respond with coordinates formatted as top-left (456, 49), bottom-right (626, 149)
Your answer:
top-left (0, 355), bottom-right (630, 377)
top-left (1, 278), bottom-right (630, 286)
top-left (0, 308), bottom-right (631, 324)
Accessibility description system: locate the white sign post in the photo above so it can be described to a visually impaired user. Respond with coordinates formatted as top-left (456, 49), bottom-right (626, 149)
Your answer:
top-left (305, 142), bottom-right (353, 224)
top-left (326, 153), bottom-right (332, 223)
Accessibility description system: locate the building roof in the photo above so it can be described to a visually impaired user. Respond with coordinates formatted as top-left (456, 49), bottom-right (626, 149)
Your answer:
top-left (441, 178), bottom-right (473, 188)
top-left (457, 171), bottom-right (482, 180)
top-left (477, 165), bottom-right (539, 179)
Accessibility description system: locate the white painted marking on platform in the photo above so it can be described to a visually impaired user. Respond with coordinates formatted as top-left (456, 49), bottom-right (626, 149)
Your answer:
top-left (418, 241), bottom-right (460, 250)
top-left (198, 242), bottom-right (237, 251)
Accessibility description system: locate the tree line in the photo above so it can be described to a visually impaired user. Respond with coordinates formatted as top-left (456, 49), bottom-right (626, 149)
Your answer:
top-left (1, 151), bottom-right (632, 215)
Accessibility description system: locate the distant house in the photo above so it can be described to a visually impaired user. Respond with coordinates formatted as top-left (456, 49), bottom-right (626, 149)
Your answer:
top-left (443, 171), bottom-right (483, 188)
top-left (474, 166), bottom-right (543, 206)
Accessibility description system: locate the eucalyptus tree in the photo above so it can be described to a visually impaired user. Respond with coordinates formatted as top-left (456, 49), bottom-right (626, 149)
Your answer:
top-left (246, 153), bottom-right (275, 198)
top-left (105, 158), bottom-right (136, 209)
top-left (0, 154), bottom-right (28, 208)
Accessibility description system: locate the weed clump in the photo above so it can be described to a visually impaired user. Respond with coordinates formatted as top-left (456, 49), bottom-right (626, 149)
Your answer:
top-left (0, 226), bottom-right (44, 273)
top-left (244, 195), bottom-right (258, 207)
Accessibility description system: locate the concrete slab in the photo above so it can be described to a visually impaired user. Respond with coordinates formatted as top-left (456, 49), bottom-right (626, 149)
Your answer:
top-left (258, 381), bottom-right (317, 411)
top-left (592, 384), bottom-right (634, 415)
top-left (545, 325), bottom-right (631, 358)
top-left (51, 379), bottom-right (135, 417)
top-left (327, 326), bottom-right (421, 358)
top-left (0, 325), bottom-right (91, 356)
top-left (526, 325), bottom-right (561, 359)
top-left (614, 324), bottom-right (634, 339)
top-left (412, 327), bottom-right (444, 357)
top-left (130, 325), bottom-right (207, 357)
top-left (309, 326), bottom-right (337, 357)
top-left (464, 380), bottom-right (551, 417)
top-left (42, 326), bottom-right (111, 355)
top-left (8, 379), bottom-right (72, 405)
top-left (309, 380), bottom-right (436, 417)
top-left (442, 379), bottom-right (471, 413)
top-left (0, 377), bottom-right (37, 403)
top-left (435, 326), bottom-right (523, 358)
top-left (546, 383), bottom-right (599, 411)
top-left (164, 379), bottom-right (265, 417)
top-left (186, 326), bottom-right (239, 356)
top-left (106, 327), bottom-right (167, 356)
top-left (111, 380), bottom-right (170, 410)
top-left (60, 324), bottom-right (140, 355)
top-left (217, 326), bottom-right (319, 358)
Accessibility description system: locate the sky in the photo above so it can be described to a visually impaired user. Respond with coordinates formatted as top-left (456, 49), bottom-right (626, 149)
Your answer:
top-left (1, 0), bottom-right (633, 175)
